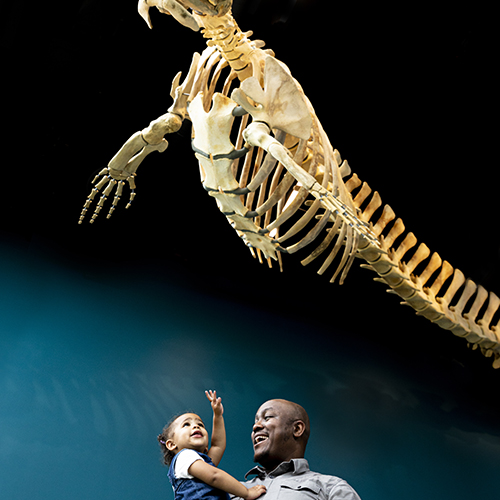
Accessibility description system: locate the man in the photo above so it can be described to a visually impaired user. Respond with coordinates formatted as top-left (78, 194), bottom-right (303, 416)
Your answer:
top-left (234, 399), bottom-right (362, 500)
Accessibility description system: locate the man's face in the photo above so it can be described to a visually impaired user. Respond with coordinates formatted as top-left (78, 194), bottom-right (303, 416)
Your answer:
top-left (251, 400), bottom-right (295, 469)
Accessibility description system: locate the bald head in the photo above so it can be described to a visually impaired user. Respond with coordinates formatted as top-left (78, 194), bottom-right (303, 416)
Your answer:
top-left (252, 399), bottom-right (310, 471)
top-left (271, 399), bottom-right (310, 442)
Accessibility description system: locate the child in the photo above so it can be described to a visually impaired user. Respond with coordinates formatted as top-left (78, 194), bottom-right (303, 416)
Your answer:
top-left (158, 390), bottom-right (266, 500)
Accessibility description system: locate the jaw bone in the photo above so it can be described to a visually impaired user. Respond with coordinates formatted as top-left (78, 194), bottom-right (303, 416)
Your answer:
top-left (137, 0), bottom-right (231, 30)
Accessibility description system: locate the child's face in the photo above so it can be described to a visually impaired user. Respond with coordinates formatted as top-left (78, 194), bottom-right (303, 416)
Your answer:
top-left (166, 413), bottom-right (209, 455)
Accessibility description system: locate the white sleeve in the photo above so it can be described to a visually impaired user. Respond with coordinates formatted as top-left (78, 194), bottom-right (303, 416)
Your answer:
top-left (174, 449), bottom-right (204, 479)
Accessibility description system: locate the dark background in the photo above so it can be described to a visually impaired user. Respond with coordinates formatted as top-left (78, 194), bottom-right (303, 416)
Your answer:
top-left (1, 1), bottom-right (499, 499)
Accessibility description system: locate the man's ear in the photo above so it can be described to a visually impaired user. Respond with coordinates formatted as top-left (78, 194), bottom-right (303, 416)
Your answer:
top-left (292, 420), bottom-right (306, 439)
top-left (166, 439), bottom-right (177, 452)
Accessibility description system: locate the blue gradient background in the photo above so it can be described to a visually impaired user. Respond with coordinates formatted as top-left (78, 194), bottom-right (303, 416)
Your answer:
top-left (1, 236), bottom-right (499, 500)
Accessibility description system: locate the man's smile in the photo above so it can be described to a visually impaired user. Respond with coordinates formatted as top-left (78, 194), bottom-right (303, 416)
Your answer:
top-left (253, 433), bottom-right (269, 446)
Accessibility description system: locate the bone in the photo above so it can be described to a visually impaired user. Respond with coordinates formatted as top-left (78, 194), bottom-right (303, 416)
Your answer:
top-left (406, 243), bottom-right (431, 275)
top-left (246, 130), bottom-right (286, 193)
top-left (280, 199), bottom-right (322, 252)
top-left (438, 268), bottom-right (466, 307)
top-left (107, 181), bottom-right (125, 219)
top-left (383, 218), bottom-right (405, 249)
top-left (92, 168), bottom-right (108, 184)
top-left (334, 227), bottom-right (358, 285)
top-left (464, 285), bottom-right (488, 323)
top-left (372, 205), bottom-right (396, 237)
top-left (95, 175), bottom-right (111, 192)
top-left (393, 232), bottom-right (417, 263)
top-left (339, 159), bottom-right (351, 178)
top-left (360, 191), bottom-right (382, 222)
top-left (318, 224), bottom-right (347, 276)
top-left (169, 52), bottom-right (201, 119)
top-left (252, 170), bottom-right (294, 215)
top-left (478, 292), bottom-right (500, 329)
top-left (345, 173), bottom-right (362, 193)
top-left (353, 182), bottom-right (372, 207)
top-left (451, 279), bottom-right (478, 316)
top-left (269, 187), bottom-right (309, 237)
top-left (186, 0), bottom-right (221, 16)
top-left (301, 215), bottom-right (342, 266)
top-left (244, 149), bottom-right (267, 211)
top-left (108, 132), bottom-right (148, 176)
top-left (418, 252), bottom-right (443, 287)
top-left (428, 260), bottom-right (454, 297)
top-left (125, 189), bottom-right (136, 210)
top-left (138, 0), bottom-right (200, 31)
top-left (232, 56), bottom-right (312, 140)
top-left (285, 205), bottom-right (331, 254)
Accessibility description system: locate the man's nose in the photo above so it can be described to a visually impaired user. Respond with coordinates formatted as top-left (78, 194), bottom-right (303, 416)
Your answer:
top-left (253, 419), bottom-right (263, 432)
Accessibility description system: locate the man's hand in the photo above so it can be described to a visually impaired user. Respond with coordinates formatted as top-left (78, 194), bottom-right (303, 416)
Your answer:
top-left (206, 390), bottom-right (224, 417)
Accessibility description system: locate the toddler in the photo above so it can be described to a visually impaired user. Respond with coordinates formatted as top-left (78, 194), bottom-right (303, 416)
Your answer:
top-left (158, 390), bottom-right (266, 500)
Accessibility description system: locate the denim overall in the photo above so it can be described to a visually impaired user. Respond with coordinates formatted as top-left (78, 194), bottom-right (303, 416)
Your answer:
top-left (168, 450), bottom-right (231, 500)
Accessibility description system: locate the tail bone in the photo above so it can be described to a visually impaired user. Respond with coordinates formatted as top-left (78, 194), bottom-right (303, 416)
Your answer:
top-left (342, 157), bottom-right (500, 368)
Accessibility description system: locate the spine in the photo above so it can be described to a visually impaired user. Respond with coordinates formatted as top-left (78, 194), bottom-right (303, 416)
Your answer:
top-left (341, 166), bottom-right (500, 368)
top-left (193, 11), bottom-right (268, 82)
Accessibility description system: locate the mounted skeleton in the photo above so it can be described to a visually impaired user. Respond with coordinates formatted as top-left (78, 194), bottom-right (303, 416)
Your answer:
top-left (79, 0), bottom-right (500, 368)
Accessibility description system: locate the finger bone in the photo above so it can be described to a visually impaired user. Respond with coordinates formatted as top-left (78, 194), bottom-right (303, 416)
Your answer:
top-left (102, 179), bottom-right (117, 197)
top-left (95, 176), bottom-right (111, 191)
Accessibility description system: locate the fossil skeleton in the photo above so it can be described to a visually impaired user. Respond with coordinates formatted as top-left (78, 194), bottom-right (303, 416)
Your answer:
top-left (79, 0), bottom-right (500, 368)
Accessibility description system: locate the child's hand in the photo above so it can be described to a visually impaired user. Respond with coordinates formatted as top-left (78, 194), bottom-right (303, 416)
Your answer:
top-left (205, 390), bottom-right (224, 417)
top-left (245, 485), bottom-right (267, 500)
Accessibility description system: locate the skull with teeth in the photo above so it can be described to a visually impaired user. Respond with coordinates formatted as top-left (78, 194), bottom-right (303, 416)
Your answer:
top-left (137, 0), bottom-right (233, 30)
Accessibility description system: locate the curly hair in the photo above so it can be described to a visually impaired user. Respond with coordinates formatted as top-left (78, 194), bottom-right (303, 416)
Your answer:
top-left (157, 412), bottom-right (188, 466)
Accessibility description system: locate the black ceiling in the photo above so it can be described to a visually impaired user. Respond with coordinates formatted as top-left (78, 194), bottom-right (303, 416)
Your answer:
top-left (2, 1), bottom-right (499, 387)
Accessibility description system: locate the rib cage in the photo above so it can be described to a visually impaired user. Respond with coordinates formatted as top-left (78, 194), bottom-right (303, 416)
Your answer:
top-left (189, 44), bottom-right (363, 280)
top-left (185, 42), bottom-right (500, 368)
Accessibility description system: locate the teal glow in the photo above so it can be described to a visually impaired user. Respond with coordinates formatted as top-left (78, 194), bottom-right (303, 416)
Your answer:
top-left (1, 240), bottom-right (499, 500)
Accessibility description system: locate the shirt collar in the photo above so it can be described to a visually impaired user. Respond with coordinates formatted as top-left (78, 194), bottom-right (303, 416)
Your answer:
top-left (245, 459), bottom-right (310, 479)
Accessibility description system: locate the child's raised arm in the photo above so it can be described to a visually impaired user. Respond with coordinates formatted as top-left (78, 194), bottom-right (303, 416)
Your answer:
top-left (205, 390), bottom-right (225, 466)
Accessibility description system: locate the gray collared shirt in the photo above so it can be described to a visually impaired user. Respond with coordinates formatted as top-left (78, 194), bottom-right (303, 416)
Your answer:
top-left (232, 459), bottom-right (361, 500)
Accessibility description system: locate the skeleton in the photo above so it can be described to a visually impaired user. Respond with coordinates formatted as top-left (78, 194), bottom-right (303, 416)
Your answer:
top-left (79, 0), bottom-right (500, 368)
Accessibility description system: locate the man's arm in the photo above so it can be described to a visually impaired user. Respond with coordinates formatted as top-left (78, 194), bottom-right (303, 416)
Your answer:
top-left (205, 390), bottom-right (226, 466)
top-left (327, 478), bottom-right (362, 500)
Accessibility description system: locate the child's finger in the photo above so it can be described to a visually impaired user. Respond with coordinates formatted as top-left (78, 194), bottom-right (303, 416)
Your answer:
top-left (205, 390), bottom-right (217, 402)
